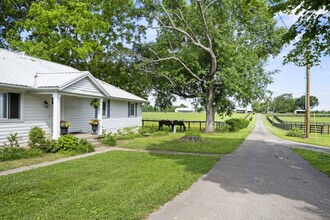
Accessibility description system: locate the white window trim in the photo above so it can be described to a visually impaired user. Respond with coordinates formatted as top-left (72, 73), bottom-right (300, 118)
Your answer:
top-left (0, 91), bottom-right (23, 121)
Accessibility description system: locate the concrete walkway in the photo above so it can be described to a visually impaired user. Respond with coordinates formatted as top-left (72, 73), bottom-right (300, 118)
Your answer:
top-left (148, 114), bottom-right (330, 220)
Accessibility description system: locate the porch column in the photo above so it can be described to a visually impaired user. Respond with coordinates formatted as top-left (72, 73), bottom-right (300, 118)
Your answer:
top-left (97, 98), bottom-right (103, 135)
top-left (52, 92), bottom-right (61, 139)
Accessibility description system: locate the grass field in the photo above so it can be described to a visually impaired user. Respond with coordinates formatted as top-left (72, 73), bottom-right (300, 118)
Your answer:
top-left (142, 112), bottom-right (248, 121)
top-left (293, 148), bottom-right (330, 177)
top-left (0, 114), bottom-right (256, 219)
top-left (142, 112), bottom-right (252, 131)
top-left (0, 151), bottom-right (219, 219)
top-left (262, 114), bottom-right (330, 147)
top-left (0, 153), bottom-right (68, 172)
top-left (277, 116), bottom-right (330, 124)
top-left (119, 115), bottom-right (256, 154)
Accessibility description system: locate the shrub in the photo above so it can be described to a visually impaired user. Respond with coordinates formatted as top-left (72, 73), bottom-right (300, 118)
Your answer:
top-left (29, 126), bottom-right (46, 148)
top-left (139, 126), bottom-right (158, 134)
top-left (57, 134), bottom-right (79, 152)
top-left (0, 147), bottom-right (43, 161)
top-left (101, 133), bottom-right (117, 146)
top-left (216, 125), bottom-right (230, 133)
top-left (286, 127), bottom-right (304, 138)
top-left (7, 132), bottom-right (19, 147)
top-left (225, 118), bottom-right (250, 132)
top-left (75, 139), bottom-right (94, 154)
top-left (43, 139), bottom-right (59, 153)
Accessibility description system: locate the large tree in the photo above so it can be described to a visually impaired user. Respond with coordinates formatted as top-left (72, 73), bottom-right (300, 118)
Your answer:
top-left (274, 93), bottom-right (295, 113)
top-left (137, 0), bottom-right (284, 132)
top-left (295, 95), bottom-right (319, 110)
top-left (0, 0), bottom-right (33, 48)
top-left (271, 0), bottom-right (330, 66)
top-left (6, 0), bottom-right (151, 97)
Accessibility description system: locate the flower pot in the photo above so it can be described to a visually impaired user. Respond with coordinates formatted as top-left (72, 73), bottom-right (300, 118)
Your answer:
top-left (91, 124), bottom-right (98, 135)
top-left (60, 127), bottom-right (68, 135)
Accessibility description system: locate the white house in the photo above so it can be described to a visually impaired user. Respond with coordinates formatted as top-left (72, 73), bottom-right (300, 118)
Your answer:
top-left (0, 49), bottom-right (147, 146)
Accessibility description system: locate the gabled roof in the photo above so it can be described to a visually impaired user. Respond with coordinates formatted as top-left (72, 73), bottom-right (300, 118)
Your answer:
top-left (0, 49), bottom-right (147, 102)
top-left (97, 79), bottom-right (147, 102)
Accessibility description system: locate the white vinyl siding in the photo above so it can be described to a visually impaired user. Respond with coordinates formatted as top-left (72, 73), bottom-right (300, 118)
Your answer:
top-left (0, 122), bottom-right (51, 147)
top-left (102, 117), bottom-right (142, 133)
top-left (110, 100), bottom-right (131, 118)
top-left (102, 100), bottom-right (142, 133)
top-left (0, 93), bottom-right (51, 147)
top-left (62, 78), bottom-right (103, 97)
top-left (63, 96), bottom-right (94, 133)
top-left (24, 94), bottom-right (50, 123)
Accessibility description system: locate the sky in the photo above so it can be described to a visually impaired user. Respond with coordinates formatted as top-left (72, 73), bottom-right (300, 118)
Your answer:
top-left (146, 9), bottom-right (330, 111)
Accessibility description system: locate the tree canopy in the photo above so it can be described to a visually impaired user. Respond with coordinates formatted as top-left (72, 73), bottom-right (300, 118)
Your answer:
top-left (0, 0), bottom-right (33, 48)
top-left (271, 0), bottom-right (330, 66)
top-left (136, 0), bottom-right (285, 131)
top-left (5, 0), bottom-right (151, 97)
top-left (274, 93), bottom-right (295, 113)
top-left (295, 95), bottom-right (319, 110)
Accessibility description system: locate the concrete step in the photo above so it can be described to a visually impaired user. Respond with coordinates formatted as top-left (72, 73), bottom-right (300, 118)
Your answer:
top-left (71, 132), bottom-right (103, 148)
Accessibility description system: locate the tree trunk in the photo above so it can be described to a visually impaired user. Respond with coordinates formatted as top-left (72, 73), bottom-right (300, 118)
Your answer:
top-left (205, 89), bottom-right (215, 133)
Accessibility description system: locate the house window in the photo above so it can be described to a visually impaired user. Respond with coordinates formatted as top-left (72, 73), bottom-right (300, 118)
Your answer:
top-left (102, 100), bottom-right (110, 118)
top-left (0, 92), bottom-right (20, 119)
top-left (130, 103), bottom-right (135, 117)
top-left (0, 93), bottom-right (7, 119)
top-left (102, 101), bottom-right (106, 117)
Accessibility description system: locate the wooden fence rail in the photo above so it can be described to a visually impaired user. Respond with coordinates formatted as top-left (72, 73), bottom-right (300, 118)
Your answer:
top-left (142, 119), bottom-right (226, 131)
top-left (266, 115), bottom-right (325, 134)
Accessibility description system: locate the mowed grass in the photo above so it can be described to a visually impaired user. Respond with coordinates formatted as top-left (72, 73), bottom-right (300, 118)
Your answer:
top-left (142, 112), bottom-right (251, 131)
top-left (292, 148), bottom-right (330, 177)
top-left (142, 112), bottom-right (248, 121)
top-left (119, 116), bottom-right (256, 154)
top-left (277, 116), bottom-right (330, 123)
top-left (0, 151), bottom-right (219, 219)
top-left (262, 114), bottom-right (330, 147)
top-left (0, 153), bottom-right (68, 172)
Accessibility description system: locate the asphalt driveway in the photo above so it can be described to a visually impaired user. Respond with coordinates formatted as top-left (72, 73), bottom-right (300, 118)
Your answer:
top-left (148, 114), bottom-right (330, 220)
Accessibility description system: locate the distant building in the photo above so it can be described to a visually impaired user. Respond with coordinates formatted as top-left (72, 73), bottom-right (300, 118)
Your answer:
top-left (175, 108), bottom-right (195, 113)
top-left (234, 108), bottom-right (247, 114)
top-left (294, 109), bottom-right (305, 114)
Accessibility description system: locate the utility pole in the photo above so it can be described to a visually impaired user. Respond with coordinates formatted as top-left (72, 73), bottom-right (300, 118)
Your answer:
top-left (305, 63), bottom-right (310, 138)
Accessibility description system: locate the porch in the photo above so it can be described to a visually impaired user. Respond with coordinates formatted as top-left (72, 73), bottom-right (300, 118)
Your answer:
top-left (50, 93), bottom-right (103, 139)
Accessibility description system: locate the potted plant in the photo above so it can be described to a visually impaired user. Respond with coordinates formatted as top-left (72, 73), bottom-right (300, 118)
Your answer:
top-left (89, 119), bottom-right (100, 134)
top-left (60, 120), bottom-right (71, 135)
top-left (90, 99), bottom-right (100, 118)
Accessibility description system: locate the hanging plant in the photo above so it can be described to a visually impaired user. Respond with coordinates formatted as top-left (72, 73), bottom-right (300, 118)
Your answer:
top-left (90, 99), bottom-right (100, 108)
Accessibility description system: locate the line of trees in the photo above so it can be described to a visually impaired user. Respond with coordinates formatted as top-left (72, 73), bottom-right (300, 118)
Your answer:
top-left (1, 0), bottom-right (328, 132)
top-left (252, 93), bottom-right (319, 113)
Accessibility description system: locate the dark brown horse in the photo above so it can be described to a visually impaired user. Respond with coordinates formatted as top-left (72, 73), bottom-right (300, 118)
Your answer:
top-left (173, 120), bottom-right (186, 131)
top-left (159, 120), bottom-right (173, 130)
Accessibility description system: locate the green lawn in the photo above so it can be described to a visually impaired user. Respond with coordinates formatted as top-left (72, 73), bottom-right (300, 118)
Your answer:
top-left (292, 148), bottom-right (330, 177)
top-left (142, 112), bottom-right (252, 131)
top-left (262, 114), bottom-right (330, 147)
top-left (120, 116), bottom-right (256, 154)
top-left (0, 151), bottom-right (219, 219)
top-left (142, 112), bottom-right (248, 121)
top-left (277, 116), bottom-right (330, 123)
top-left (119, 132), bottom-right (248, 154)
top-left (0, 153), bottom-right (68, 172)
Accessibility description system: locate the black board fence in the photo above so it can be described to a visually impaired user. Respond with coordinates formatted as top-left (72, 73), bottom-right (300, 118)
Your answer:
top-left (142, 119), bottom-right (226, 131)
top-left (266, 115), bottom-right (325, 134)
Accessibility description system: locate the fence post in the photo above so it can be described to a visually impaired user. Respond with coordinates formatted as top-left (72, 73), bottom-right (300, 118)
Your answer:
top-left (200, 122), bottom-right (202, 131)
